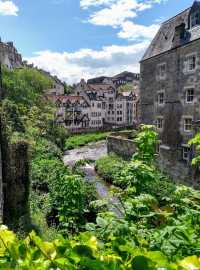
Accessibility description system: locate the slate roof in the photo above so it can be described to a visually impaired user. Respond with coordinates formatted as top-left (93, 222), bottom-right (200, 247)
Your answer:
top-left (142, 1), bottom-right (200, 61)
top-left (87, 83), bottom-right (115, 92)
top-left (113, 71), bottom-right (139, 80)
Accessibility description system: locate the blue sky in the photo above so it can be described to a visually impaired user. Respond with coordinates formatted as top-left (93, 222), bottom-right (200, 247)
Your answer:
top-left (0, 0), bottom-right (194, 83)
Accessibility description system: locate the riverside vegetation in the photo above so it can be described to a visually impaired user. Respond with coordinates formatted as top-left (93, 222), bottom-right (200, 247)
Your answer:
top-left (0, 67), bottom-right (200, 269)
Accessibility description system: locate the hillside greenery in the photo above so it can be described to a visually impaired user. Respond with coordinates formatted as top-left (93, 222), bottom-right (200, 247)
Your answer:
top-left (0, 67), bottom-right (200, 269)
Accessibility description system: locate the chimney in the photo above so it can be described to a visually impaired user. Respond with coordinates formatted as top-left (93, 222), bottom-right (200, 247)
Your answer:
top-left (172, 23), bottom-right (186, 48)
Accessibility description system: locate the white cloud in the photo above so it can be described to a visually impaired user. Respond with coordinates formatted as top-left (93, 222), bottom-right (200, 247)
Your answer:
top-left (80, 0), bottom-right (115, 9)
top-left (0, 1), bottom-right (18, 16)
top-left (89, 0), bottom-right (138, 27)
top-left (118, 21), bottom-right (159, 40)
top-left (81, 0), bottom-right (166, 41)
top-left (26, 41), bottom-right (149, 84)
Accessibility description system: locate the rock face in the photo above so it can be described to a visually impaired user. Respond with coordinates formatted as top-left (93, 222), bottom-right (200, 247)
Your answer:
top-left (0, 40), bottom-right (22, 69)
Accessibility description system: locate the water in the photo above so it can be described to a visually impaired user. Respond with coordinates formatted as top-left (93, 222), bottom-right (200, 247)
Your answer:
top-left (63, 141), bottom-right (123, 217)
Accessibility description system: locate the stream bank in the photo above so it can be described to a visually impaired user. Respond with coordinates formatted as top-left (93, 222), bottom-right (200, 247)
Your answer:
top-left (63, 141), bottom-right (123, 217)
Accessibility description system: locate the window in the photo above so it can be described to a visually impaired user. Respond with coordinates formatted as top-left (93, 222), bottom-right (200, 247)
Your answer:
top-left (186, 54), bottom-right (196, 72)
top-left (157, 91), bottom-right (165, 105)
top-left (182, 146), bottom-right (190, 161)
top-left (190, 10), bottom-right (200, 28)
top-left (184, 118), bottom-right (193, 132)
top-left (156, 117), bottom-right (164, 130)
top-left (157, 63), bottom-right (166, 79)
top-left (97, 103), bottom-right (101, 108)
top-left (186, 88), bottom-right (194, 103)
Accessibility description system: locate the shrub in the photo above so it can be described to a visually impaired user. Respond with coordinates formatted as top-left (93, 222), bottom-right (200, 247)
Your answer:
top-left (95, 154), bottom-right (126, 183)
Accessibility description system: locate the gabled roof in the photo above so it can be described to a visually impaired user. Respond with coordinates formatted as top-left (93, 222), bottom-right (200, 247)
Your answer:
top-left (142, 1), bottom-right (200, 61)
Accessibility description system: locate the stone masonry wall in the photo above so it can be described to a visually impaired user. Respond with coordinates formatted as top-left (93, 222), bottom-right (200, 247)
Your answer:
top-left (107, 136), bottom-right (136, 159)
top-left (140, 39), bottom-right (200, 185)
top-left (2, 138), bottom-right (30, 226)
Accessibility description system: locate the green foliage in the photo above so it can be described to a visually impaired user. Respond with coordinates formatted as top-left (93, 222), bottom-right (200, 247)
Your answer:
top-left (64, 83), bottom-right (74, 95)
top-left (89, 125), bottom-right (200, 260)
top-left (189, 133), bottom-right (200, 165)
top-left (65, 131), bottom-right (110, 149)
top-left (95, 154), bottom-right (127, 183)
top-left (31, 137), bottom-right (96, 235)
top-left (133, 125), bottom-right (158, 163)
top-left (0, 226), bottom-right (199, 269)
top-left (1, 67), bottom-right (94, 235)
top-left (118, 83), bottom-right (135, 92)
top-left (2, 67), bottom-right (52, 109)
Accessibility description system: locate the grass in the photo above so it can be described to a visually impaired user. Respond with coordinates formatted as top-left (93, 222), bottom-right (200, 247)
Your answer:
top-left (65, 131), bottom-right (111, 150)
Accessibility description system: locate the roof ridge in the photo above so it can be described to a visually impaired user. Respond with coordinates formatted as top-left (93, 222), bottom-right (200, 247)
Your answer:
top-left (162, 6), bottom-right (191, 25)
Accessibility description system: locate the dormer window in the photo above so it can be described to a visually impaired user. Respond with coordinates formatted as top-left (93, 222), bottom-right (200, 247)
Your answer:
top-left (190, 10), bottom-right (200, 28)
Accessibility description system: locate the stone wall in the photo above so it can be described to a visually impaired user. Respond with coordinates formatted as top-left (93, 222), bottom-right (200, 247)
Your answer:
top-left (2, 138), bottom-right (30, 226)
top-left (140, 39), bottom-right (200, 185)
top-left (107, 135), bottom-right (136, 159)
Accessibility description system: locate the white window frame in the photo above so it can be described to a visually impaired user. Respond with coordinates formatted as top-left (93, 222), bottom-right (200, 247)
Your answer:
top-left (185, 53), bottom-right (197, 73)
top-left (183, 117), bottom-right (193, 132)
top-left (185, 88), bottom-right (194, 104)
top-left (157, 90), bottom-right (165, 105)
top-left (157, 63), bottom-right (166, 80)
top-left (156, 117), bottom-right (164, 130)
top-left (182, 145), bottom-right (190, 161)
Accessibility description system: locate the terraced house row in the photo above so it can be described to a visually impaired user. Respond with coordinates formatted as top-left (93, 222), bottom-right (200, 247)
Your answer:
top-left (50, 77), bottom-right (140, 131)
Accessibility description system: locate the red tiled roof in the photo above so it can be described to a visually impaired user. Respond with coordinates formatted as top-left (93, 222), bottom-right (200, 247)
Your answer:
top-left (48, 95), bottom-right (85, 103)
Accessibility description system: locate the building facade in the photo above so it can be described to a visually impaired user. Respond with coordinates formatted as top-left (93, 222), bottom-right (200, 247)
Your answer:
top-left (140, 1), bottom-right (200, 184)
top-left (51, 78), bottom-right (139, 132)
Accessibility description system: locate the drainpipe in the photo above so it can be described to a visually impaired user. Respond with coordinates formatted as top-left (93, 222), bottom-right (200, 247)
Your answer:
top-left (0, 62), bottom-right (4, 222)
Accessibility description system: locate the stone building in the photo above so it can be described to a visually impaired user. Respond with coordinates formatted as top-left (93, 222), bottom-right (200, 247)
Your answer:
top-left (75, 79), bottom-right (139, 128)
top-left (50, 77), bottom-right (140, 132)
top-left (0, 39), bottom-right (22, 69)
top-left (140, 1), bottom-right (200, 184)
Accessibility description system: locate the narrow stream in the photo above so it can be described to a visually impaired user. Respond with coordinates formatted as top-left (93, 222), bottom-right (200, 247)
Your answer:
top-left (63, 141), bottom-right (123, 217)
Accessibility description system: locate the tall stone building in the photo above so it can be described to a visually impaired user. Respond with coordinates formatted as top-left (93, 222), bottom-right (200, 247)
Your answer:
top-left (140, 1), bottom-right (200, 184)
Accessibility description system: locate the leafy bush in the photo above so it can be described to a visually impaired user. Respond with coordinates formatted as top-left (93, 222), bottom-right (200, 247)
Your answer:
top-left (0, 226), bottom-right (199, 269)
top-left (95, 154), bottom-right (127, 183)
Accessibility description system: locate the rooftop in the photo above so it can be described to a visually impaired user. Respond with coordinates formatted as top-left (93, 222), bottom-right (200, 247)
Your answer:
top-left (142, 1), bottom-right (200, 61)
